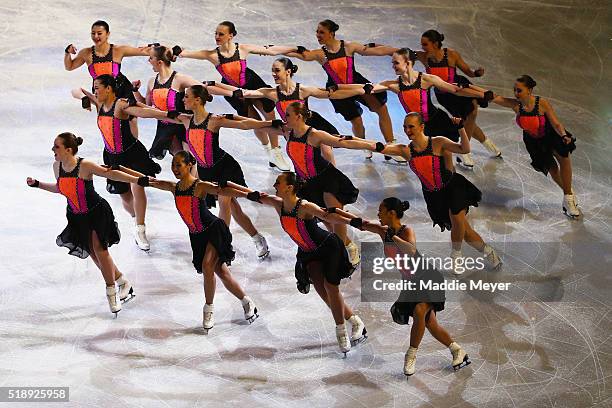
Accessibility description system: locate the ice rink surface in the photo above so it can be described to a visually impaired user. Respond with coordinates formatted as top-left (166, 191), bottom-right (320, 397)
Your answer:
top-left (0, 1), bottom-right (610, 407)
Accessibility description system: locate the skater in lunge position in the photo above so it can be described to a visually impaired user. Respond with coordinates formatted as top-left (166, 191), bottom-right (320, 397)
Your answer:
top-left (341, 197), bottom-right (470, 375)
top-left (147, 151), bottom-right (258, 332)
top-left (27, 132), bottom-right (146, 316)
top-left (491, 75), bottom-right (579, 218)
top-left (225, 172), bottom-right (367, 355)
top-left (370, 113), bottom-right (502, 274)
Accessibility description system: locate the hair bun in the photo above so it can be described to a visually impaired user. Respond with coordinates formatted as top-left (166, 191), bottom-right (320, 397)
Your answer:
top-left (401, 201), bottom-right (410, 211)
top-left (440, 33), bottom-right (445, 42)
top-left (206, 95), bottom-right (213, 102)
top-left (75, 136), bottom-right (83, 146)
top-left (292, 65), bottom-right (299, 74)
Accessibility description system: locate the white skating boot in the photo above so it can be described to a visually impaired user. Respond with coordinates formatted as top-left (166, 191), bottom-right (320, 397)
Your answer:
top-left (449, 342), bottom-right (471, 371)
top-left (202, 303), bottom-right (214, 332)
top-left (450, 249), bottom-right (464, 275)
top-left (252, 233), bottom-right (270, 260)
top-left (456, 153), bottom-right (475, 169)
top-left (384, 139), bottom-right (407, 164)
top-left (241, 296), bottom-right (259, 324)
top-left (404, 346), bottom-right (418, 376)
top-left (563, 194), bottom-right (580, 219)
top-left (336, 323), bottom-right (351, 356)
top-left (483, 244), bottom-right (502, 270)
top-left (481, 138), bottom-right (502, 157)
top-left (106, 285), bottom-right (121, 317)
top-left (116, 276), bottom-right (135, 304)
top-left (345, 241), bottom-right (361, 268)
top-left (347, 315), bottom-right (367, 345)
top-left (134, 224), bottom-right (150, 251)
top-left (265, 144), bottom-right (291, 171)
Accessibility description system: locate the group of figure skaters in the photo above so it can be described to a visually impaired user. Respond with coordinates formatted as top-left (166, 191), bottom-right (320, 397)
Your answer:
top-left (27, 19), bottom-right (580, 376)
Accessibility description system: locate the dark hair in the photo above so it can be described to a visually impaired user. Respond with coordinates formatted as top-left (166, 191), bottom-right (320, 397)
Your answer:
top-left (318, 19), bottom-right (339, 33)
top-left (382, 197), bottom-right (410, 218)
top-left (282, 171), bottom-right (304, 193)
top-left (174, 150), bottom-right (196, 165)
top-left (189, 85), bottom-right (213, 104)
top-left (287, 101), bottom-right (311, 120)
top-left (275, 57), bottom-right (298, 76)
top-left (56, 132), bottom-right (83, 154)
top-left (395, 47), bottom-right (417, 63)
top-left (219, 21), bottom-right (237, 36)
top-left (516, 74), bottom-right (537, 89)
top-left (91, 20), bottom-right (110, 32)
top-left (94, 74), bottom-right (117, 93)
top-left (405, 112), bottom-right (424, 125)
top-left (422, 29), bottom-right (444, 48)
top-left (153, 45), bottom-right (175, 65)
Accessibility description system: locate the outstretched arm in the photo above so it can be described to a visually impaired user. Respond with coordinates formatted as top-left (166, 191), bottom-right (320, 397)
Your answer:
top-left (214, 115), bottom-right (279, 131)
top-left (380, 143), bottom-right (410, 160)
top-left (424, 73), bottom-right (485, 98)
top-left (26, 177), bottom-right (59, 193)
top-left (285, 47), bottom-right (323, 62)
top-left (301, 201), bottom-right (358, 225)
top-left (350, 41), bottom-right (399, 57)
top-left (491, 94), bottom-right (520, 109)
top-left (241, 44), bottom-right (298, 56)
top-left (452, 49), bottom-right (484, 78)
top-left (148, 178), bottom-right (176, 192)
top-left (312, 131), bottom-right (379, 151)
top-left (116, 44), bottom-right (152, 58)
top-left (174, 47), bottom-right (215, 61)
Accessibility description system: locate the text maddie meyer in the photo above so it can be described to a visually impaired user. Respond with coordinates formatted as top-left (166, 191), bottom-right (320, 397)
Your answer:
top-left (372, 279), bottom-right (511, 293)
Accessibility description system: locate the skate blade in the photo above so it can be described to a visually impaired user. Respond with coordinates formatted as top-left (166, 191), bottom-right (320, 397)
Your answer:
top-left (134, 240), bottom-right (150, 252)
top-left (455, 157), bottom-right (474, 170)
top-left (120, 294), bottom-right (135, 304)
top-left (350, 334), bottom-right (368, 346)
top-left (258, 250), bottom-right (270, 260)
top-left (202, 326), bottom-right (213, 334)
top-left (404, 371), bottom-right (415, 377)
top-left (245, 310), bottom-right (259, 324)
top-left (112, 310), bottom-right (120, 318)
top-left (268, 162), bottom-right (290, 172)
top-left (563, 208), bottom-right (582, 220)
top-left (453, 355), bottom-right (471, 371)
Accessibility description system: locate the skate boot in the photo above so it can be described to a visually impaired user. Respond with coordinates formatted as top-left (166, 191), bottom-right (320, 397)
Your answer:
top-left (268, 145), bottom-right (291, 171)
top-left (345, 241), bottom-right (361, 268)
top-left (449, 342), bottom-right (471, 371)
top-left (482, 138), bottom-right (502, 157)
top-left (202, 303), bottom-right (214, 332)
top-left (562, 194), bottom-right (580, 219)
top-left (134, 224), bottom-right (150, 251)
top-left (450, 249), bottom-right (465, 276)
top-left (336, 324), bottom-right (351, 356)
top-left (241, 296), bottom-right (259, 324)
top-left (117, 276), bottom-right (135, 304)
top-left (456, 153), bottom-right (475, 169)
top-left (483, 244), bottom-right (502, 270)
top-left (106, 285), bottom-right (121, 317)
top-left (252, 233), bottom-right (270, 260)
top-left (384, 139), bottom-right (407, 164)
top-left (348, 315), bottom-right (367, 345)
top-left (404, 346), bottom-right (417, 376)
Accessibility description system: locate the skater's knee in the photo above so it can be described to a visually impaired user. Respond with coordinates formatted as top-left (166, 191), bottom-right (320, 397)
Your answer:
top-left (413, 303), bottom-right (430, 320)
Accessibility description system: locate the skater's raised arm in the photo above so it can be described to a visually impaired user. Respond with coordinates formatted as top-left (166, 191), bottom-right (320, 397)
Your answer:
top-left (434, 122), bottom-right (470, 154)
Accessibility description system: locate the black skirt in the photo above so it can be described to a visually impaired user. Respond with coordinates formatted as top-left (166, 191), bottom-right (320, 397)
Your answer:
top-left (294, 233), bottom-right (353, 291)
top-left (189, 219), bottom-right (236, 273)
top-left (424, 110), bottom-right (460, 142)
top-left (522, 127), bottom-right (576, 175)
top-left (434, 76), bottom-right (476, 119)
top-left (197, 153), bottom-right (247, 208)
top-left (327, 71), bottom-right (388, 121)
top-left (149, 122), bottom-right (187, 160)
top-left (56, 198), bottom-right (121, 259)
top-left (422, 173), bottom-right (482, 232)
top-left (222, 68), bottom-right (276, 116)
top-left (103, 140), bottom-right (162, 195)
top-left (298, 165), bottom-right (359, 208)
top-left (307, 111), bottom-right (339, 135)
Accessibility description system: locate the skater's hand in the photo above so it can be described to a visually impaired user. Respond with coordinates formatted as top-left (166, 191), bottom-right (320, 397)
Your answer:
top-left (325, 207), bottom-right (338, 213)
top-left (203, 80), bottom-right (216, 87)
top-left (246, 191), bottom-right (262, 203)
top-left (137, 176), bottom-right (150, 187)
top-left (326, 83), bottom-right (339, 93)
top-left (81, 96), bottom-right (91, 111)
top-left (65, 44), bottom-right (76, 54)
top-left (232, 89), bottom-right (244, 100)
top-left (166, 110), bottom-right (180, 119)
top-left (271, 119), bottom-right (284, 129)
top-left (147, 42), bottom-right (160, 48)
top-left (172, 45), bottom-right (183, 57)
top-left (474, 67), bottom-right (485, 77)
top-left (562, 131), bottom-right (575, 145)
top-left (375, 142), bottom-right (385, 152)
top-left (456, 76), bottom-right (470, 88)
top-left (148, 178), bottom-right (163, 187)
top-left (131, 80), bottom-right (141, 92)
top-left (363, 83), bottom-right (373, 94)
top-left (339, 135), bottom-right (353, 141)
top-left (451, 117), bottom-right (464, 129)
top-left (26, 177), bottom-right (39, 188)
top-left (349, 217), bottom-right (364, 230)
top-left (296, 45), bottom-right (307, 54)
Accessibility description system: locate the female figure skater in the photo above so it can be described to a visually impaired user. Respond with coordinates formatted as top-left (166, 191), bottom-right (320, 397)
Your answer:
top-left (173, 21), bottom-right (297, 170)
top-left (286, 19), bottom-right (401, 160)
top-left (374, 113), bottom-right (502, 273)
top-left (348, 198), bottom-right (469, 375)
top-left (172, 85), bottom-right (279, 259)
top-left (148, 151), bottom-right (258, 332)
top-left (132, 45), bottom-right (230, 159)
top-left (26, 132), bottom-right (149, 316)
top-left (279, 102), bottom-right (383, 267)
top-left (227, 172), bottom-right (367, 354)
top-left (64, 20), bottom-right (149, 101)
top-left (80, 74), bottom-right (175, 251)
top-left (417, 30), bottom-right (502, 167)
top-left (492, 75), bottom-right (579, 217)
